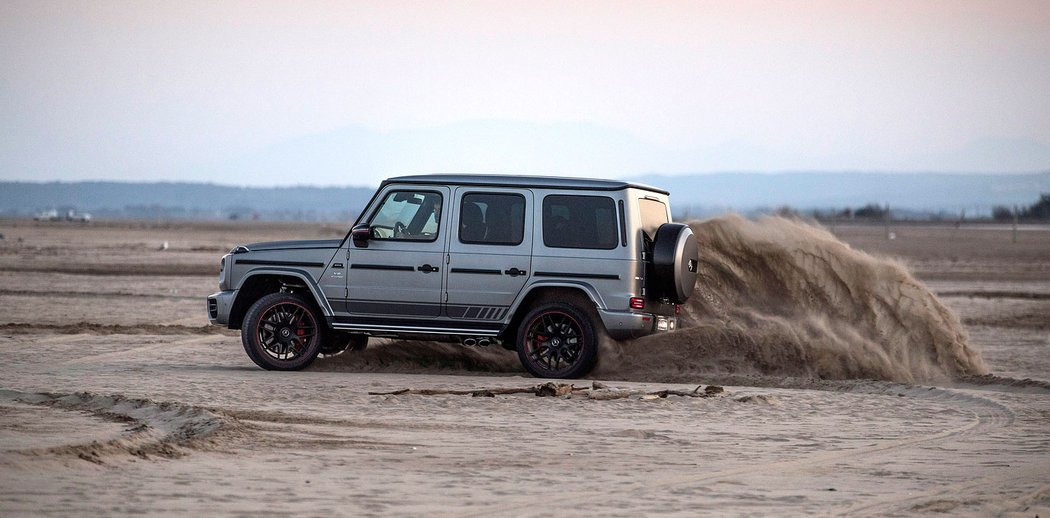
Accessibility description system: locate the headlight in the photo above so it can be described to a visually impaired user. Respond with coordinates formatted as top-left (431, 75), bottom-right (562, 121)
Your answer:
top-left (219, 254), bottom-right (230, 290)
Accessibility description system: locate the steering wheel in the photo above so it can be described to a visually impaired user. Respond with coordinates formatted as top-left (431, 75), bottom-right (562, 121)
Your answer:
top-left (393, 221), bottom-right (407, 238)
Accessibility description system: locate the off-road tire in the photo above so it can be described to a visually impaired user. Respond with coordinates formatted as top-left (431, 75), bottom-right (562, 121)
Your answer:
top-left (241, 292), bottom-right (324, 371)
top-left (516, 301), bottom-right (599, 379)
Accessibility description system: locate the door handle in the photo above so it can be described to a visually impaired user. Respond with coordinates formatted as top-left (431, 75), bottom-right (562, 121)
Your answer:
top-left (504, 267), bottom-right (527, 277)
top-left (418, 264), bottom-right (439, 273)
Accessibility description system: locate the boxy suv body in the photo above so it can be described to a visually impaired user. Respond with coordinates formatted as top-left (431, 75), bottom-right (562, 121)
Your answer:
top-left (208, 174), bottom-right (698, 378)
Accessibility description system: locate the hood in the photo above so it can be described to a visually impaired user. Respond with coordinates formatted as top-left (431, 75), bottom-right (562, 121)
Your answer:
top-left (239, 239), bottom-right (342, 252)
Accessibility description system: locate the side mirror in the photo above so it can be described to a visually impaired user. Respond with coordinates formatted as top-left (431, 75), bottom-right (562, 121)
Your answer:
top-left (351, 224), bottom-right (371, 248)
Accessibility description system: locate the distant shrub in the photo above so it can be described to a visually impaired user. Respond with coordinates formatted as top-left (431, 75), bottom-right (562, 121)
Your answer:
top-left (774, 205), bottom-right (801, 218)
top-left (991, 205), bottom-right (1014, 221)
top-left (854, 203), bottom-right (889, 219)
top-left (1022, 193), bottom-right (1050, 220)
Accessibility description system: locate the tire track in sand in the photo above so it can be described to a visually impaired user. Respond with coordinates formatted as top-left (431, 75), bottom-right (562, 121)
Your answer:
top-left (0, 389), bottom-right (224, 466)
top-left (459, 384), bottom-right (1016, 517)
top-left (60, 335), bottom-right (223, 365)
top-left (841, 461), bottom-right (1050, 516)
top-left (1, 323), bottom-right (231, 336)
top-left (0, 288), bottom-right (201, 301)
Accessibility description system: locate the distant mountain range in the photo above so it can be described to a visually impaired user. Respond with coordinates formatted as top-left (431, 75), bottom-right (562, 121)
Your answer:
top-left (1, 172), bottom-right (1047, 220)
top-left (633, 172), bottom-right (1050, 214)
top-left (0, 182), bottom-right (375, 221)
top-left (177, 121), bottom-right (1050, 186)
top-left (6, 120), bottom-right (1050, 188)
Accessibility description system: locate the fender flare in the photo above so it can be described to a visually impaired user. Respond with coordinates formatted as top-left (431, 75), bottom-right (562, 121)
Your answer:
top-left (505, 280), bottom-right (606, 320)
top-left (234, 267), bottom-right (334, 317)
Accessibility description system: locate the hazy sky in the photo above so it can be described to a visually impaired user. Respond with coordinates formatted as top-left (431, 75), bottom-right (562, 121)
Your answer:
top-left (2, 0), bottom-right (1049, 186)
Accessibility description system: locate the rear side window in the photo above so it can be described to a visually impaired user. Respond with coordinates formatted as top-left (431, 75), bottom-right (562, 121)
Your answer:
top-left (459, 193), bottom-right (526, 245)
top-left (639, 198), bottom-right (669, 239)
top-left (543, 195), bottom-right (618, 250)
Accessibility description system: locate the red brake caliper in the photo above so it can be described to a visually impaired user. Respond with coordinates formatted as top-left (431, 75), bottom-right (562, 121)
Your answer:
top-left (295, 318), bottom-right (307, 349)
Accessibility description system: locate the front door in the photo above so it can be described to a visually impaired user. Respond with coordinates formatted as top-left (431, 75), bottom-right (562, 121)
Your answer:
top-left (445, 187), bottom-right (533, 323)
top-left (345, 186), bottom-right (449, 322)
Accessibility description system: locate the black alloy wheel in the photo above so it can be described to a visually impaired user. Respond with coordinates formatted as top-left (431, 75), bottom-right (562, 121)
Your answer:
top-left (516, 302), bottom-right (598, 379)
top-left (241, 292), bottom-right (324, 371)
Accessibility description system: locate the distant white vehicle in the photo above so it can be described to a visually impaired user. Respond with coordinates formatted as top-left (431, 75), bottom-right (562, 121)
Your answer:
top-left (32, 209), bottom-right (91, 222)
top-left (33, 209), bottom-right (59, 221)
top-left (65, 210), bottom-right (91, 222)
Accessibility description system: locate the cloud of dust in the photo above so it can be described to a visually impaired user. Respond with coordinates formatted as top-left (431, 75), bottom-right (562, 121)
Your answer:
top-left (597, 215), bottom-right (987, 383)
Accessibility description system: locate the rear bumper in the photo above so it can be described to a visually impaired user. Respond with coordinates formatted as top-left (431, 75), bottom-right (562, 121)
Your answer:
top-left (207, 290), bottom-right (237, 326)
top-left (597, 308), bottom-right (677, 341)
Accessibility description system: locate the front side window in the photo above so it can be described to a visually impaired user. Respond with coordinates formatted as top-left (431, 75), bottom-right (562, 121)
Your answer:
top-left (542, 195), bottom-right (618, 249)
top-left (459, 193), bottom-right (526, 245)
top-left (368, 190), bottom-right (442, 241)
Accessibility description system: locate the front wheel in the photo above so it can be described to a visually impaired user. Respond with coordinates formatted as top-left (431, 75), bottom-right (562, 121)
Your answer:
top-left (516, 302), bottom-right (599, 379)
top-left (241, 292), bottom-right (324, 370)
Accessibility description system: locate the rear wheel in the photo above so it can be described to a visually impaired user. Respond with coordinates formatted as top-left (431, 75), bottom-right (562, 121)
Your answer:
top-left (516, 302), bottom-right (598, 379)
top-left (241, 292), bottom-right (324, 371)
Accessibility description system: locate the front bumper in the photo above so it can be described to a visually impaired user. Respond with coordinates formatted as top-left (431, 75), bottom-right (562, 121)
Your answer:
top-left (597, 308), bottom-right (678, 341)
top-left (207, 290), bottom-right (237, 326)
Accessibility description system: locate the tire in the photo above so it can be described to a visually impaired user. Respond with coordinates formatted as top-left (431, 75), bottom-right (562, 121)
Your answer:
top-left (650, 223), bottom-right (699, 304)
top-left (320, 333), bottom-right (368, 357)
top-left (241, 292), bottom-right (324, 371)
top-left (516, 302), bottom-right (599, 379)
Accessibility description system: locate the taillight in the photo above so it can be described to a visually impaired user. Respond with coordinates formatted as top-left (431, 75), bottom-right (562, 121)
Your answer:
top-left (675, 304), bottom-right (681, 315)
top-left (629, 297), bottom-right (645, 310)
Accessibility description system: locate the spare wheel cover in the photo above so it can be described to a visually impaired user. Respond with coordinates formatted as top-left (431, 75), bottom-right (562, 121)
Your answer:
top-left (652, 223), bottom-right (699, 303)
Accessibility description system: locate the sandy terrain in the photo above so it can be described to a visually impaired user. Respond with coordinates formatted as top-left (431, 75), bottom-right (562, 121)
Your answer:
top-left (1, 217), bottom-right (1048, 516)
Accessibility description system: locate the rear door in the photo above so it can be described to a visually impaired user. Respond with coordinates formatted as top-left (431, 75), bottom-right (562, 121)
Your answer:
top-left (345, 186), bottom-right (449, 320)
top-left (445, 187), bottom-right (533, 323)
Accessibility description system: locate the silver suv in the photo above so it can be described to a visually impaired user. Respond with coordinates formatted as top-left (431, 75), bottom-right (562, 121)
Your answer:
top-left (208, 174), bottom-right (698, 378)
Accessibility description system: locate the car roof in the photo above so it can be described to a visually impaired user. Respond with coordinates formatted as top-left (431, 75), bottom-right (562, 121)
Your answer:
top-left (383, 174), bottom-right (669, 195)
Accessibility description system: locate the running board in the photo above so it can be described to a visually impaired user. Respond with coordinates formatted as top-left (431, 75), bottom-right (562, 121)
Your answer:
top-left (330, 322), bottom-right (501, 336)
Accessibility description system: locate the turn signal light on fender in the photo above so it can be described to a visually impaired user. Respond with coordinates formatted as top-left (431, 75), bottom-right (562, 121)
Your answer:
top-left (629, 297), bottom-right (645, 310)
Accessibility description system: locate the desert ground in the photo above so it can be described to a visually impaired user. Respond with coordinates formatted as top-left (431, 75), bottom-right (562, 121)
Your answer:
top-left (0, 217), bottom-right (1048, 516)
